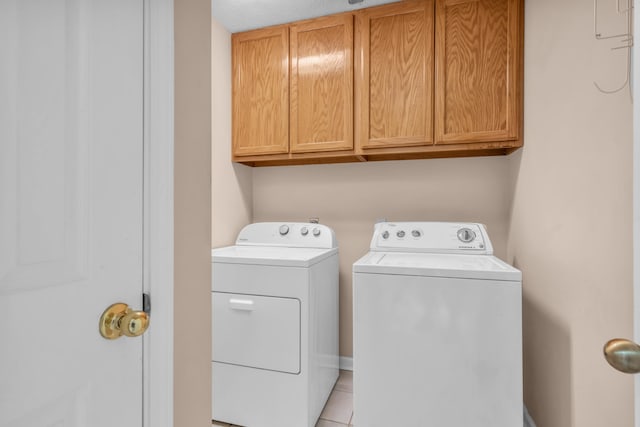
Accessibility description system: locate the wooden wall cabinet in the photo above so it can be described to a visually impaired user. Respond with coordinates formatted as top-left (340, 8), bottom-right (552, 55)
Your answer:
top-left (232, 27), bottom-right (289, 157)
top-left (435, 0), bottom-right (521, 145)
top-left (355, 0), bottom-right (434, 151)
top-left (232, 0), bottom-right (523, 166)
top-left (356, 0), bottom-right (522, 161)
top-left (290, 15), bottom-right (354, 154)
top-left (232, 16), bottom-right (358, 165)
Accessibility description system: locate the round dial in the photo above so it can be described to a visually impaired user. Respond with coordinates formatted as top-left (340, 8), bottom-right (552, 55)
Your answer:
top-left (411, 230), bottom-right (422, 238)
top-left (300, 227), bottom-right (309, 236)
top-left (457, 228), bottom-right (476, 243)
top-left (381, 231), bottom-right (389, 239)
top-left (312, 227), bottom-right (321, 237)
top-left (396, 230), bottom-right (406, 238)
top-left (279, 225), bottom-right (289, 236)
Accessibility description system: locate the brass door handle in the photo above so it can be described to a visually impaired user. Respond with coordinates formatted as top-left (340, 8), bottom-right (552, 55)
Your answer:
top-left (604, 338), bottom-right (640, 374)
top-left (99, 302), bottom-right (150, 340)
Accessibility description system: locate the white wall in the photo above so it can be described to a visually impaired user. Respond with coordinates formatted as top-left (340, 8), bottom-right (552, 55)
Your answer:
top-left (506, 0), bottom-right (633, 426)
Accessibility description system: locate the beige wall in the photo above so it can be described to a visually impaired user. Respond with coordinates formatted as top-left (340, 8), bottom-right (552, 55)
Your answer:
top-left (253, 158), bottom-right (513, 356)
top-left (210, 0), bottom-right (635, 424)
top-left (174, 0), bottom-right (212, 425)
top-left (209, 3), bottom-right (510, 365)
top-left (506, 0), bottom-right (633, 426)
top-left (211, 19), bottom-right (253, 248)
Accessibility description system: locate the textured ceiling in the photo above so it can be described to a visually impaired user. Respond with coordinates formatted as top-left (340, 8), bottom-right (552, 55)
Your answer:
top-left (212, 0), bottom-right (401, 33)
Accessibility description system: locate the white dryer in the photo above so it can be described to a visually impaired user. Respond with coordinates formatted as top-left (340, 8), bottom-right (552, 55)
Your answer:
top-left (211, 222), bottom-right (339, 427)
top-left (353, 222), bottom-right (522, 427)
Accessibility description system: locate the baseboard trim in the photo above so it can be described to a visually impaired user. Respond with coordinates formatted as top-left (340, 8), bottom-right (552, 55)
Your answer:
top-left (339, 356), bottom-right (353, 371)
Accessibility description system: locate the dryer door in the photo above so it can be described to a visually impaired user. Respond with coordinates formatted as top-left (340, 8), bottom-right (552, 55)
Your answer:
top-left (213, 292), bottom-right (301, 374)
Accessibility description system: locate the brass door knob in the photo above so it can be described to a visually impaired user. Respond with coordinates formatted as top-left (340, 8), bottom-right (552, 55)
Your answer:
top-left (99, 302), bottom-right (150, 340)
top-left (604, 338), bottom-right (640, 374)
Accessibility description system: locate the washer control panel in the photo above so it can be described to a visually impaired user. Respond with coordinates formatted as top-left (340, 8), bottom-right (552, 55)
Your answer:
top-left (235, 222), bottom-right (337, 249)
top-left (457, 227), bottom-right (476, 243)
top-left (370, 222), bottom-right (492, 254)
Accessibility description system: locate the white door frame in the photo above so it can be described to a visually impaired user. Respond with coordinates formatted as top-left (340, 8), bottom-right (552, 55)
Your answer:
top-left (143, 0), bottom-right (174, 426)
top-left (634, 3), bottom-right (639, 426)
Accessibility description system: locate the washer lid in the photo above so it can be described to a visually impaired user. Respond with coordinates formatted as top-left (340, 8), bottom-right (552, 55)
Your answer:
top-left (353, 251), bottom-right (521, 281)
top-left (212, 245), bottom-right (338, 267)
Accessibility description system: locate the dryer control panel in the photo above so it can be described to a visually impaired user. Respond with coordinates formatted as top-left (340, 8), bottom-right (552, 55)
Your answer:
top-left (235, 222), bottom-right (337, 249)
top-left (370, 222), bottom-right (493, 254)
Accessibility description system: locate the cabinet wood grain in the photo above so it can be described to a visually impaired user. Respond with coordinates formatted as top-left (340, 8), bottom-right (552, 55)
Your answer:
top-left (230, 0), bottom-right (523, 166)
top-left (435, 0), bottom-right (520, 144)
top-left (355, 0), bottom-right (434, 151)
top-left (232, 26), bottom-right (289, 157)
top-left (290, 15), bottom-right (354, 153)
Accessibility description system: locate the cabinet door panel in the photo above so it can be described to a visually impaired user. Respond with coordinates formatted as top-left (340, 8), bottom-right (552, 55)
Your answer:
top-left (435, 0), bottom-right (520, 144)
top-left (291, 15), bottom-right (353, 153)
top-left (232, 27), bottom-right (289, 156)
top-left (356, 0), bottom-right (434, 150)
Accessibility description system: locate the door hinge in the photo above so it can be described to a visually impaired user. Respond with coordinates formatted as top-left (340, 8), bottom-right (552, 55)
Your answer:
top-left (143, 292), bottom-right (151, 314)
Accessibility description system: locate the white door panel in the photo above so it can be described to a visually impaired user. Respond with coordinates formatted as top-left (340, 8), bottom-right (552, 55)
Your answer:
top-left (0, 0), bottom-right (90, 291)
top-left (0, 1), bottom-right (144, 426)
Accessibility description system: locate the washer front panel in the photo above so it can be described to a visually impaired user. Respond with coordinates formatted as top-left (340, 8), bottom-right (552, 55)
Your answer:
top-left (353, 272), bottom-right (522, 427)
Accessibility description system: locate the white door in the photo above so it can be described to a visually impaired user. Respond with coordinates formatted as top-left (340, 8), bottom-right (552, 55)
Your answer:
top-left (635, 3), bottom-right (640, 426)
top-left (0, 1), bottom-right (146, 426)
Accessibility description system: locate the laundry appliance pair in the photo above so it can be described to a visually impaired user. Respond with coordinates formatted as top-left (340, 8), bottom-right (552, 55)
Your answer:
top-left (211, 221), bottom-right (522, 427)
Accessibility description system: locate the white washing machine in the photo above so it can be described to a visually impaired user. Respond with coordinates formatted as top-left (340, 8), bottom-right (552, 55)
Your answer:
top-left (211, 222), bottom-right (339, 427)
top-left (353, 222), bottom-right (522, 427)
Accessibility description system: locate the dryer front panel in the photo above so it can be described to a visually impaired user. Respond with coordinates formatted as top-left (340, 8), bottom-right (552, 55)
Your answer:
top-left (213, 292), bottom-right (301, 374)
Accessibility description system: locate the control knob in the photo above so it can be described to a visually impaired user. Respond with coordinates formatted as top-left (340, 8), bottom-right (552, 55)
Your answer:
top-left (300, 227), bottom-right (309, 236)
top-left (457, 228), bottom-right (476, 243)
top-left (381, 231), bottom-right (389, 239)
top-left (411, 230), bottom-right (422, 238)
top-left (397, 230), bottom-right (405, 238)
top-left (312, 228), bottom-right (321, 237)
top-left (279, 225), bottom-right (289, 236)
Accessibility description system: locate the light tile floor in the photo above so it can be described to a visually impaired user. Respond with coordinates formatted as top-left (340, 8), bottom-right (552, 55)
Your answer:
top-left (212, 370), bottom-right (354, 427)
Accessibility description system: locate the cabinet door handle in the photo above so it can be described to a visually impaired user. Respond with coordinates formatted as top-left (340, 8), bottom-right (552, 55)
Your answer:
top-left (229, 298), bottom-right (254, 311)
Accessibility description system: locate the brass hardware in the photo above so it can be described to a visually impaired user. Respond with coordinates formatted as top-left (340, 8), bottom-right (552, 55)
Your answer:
top-left (604, 338), bottom-right (640, 374)
top-left (99, 302), bottom-right (150, 340)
